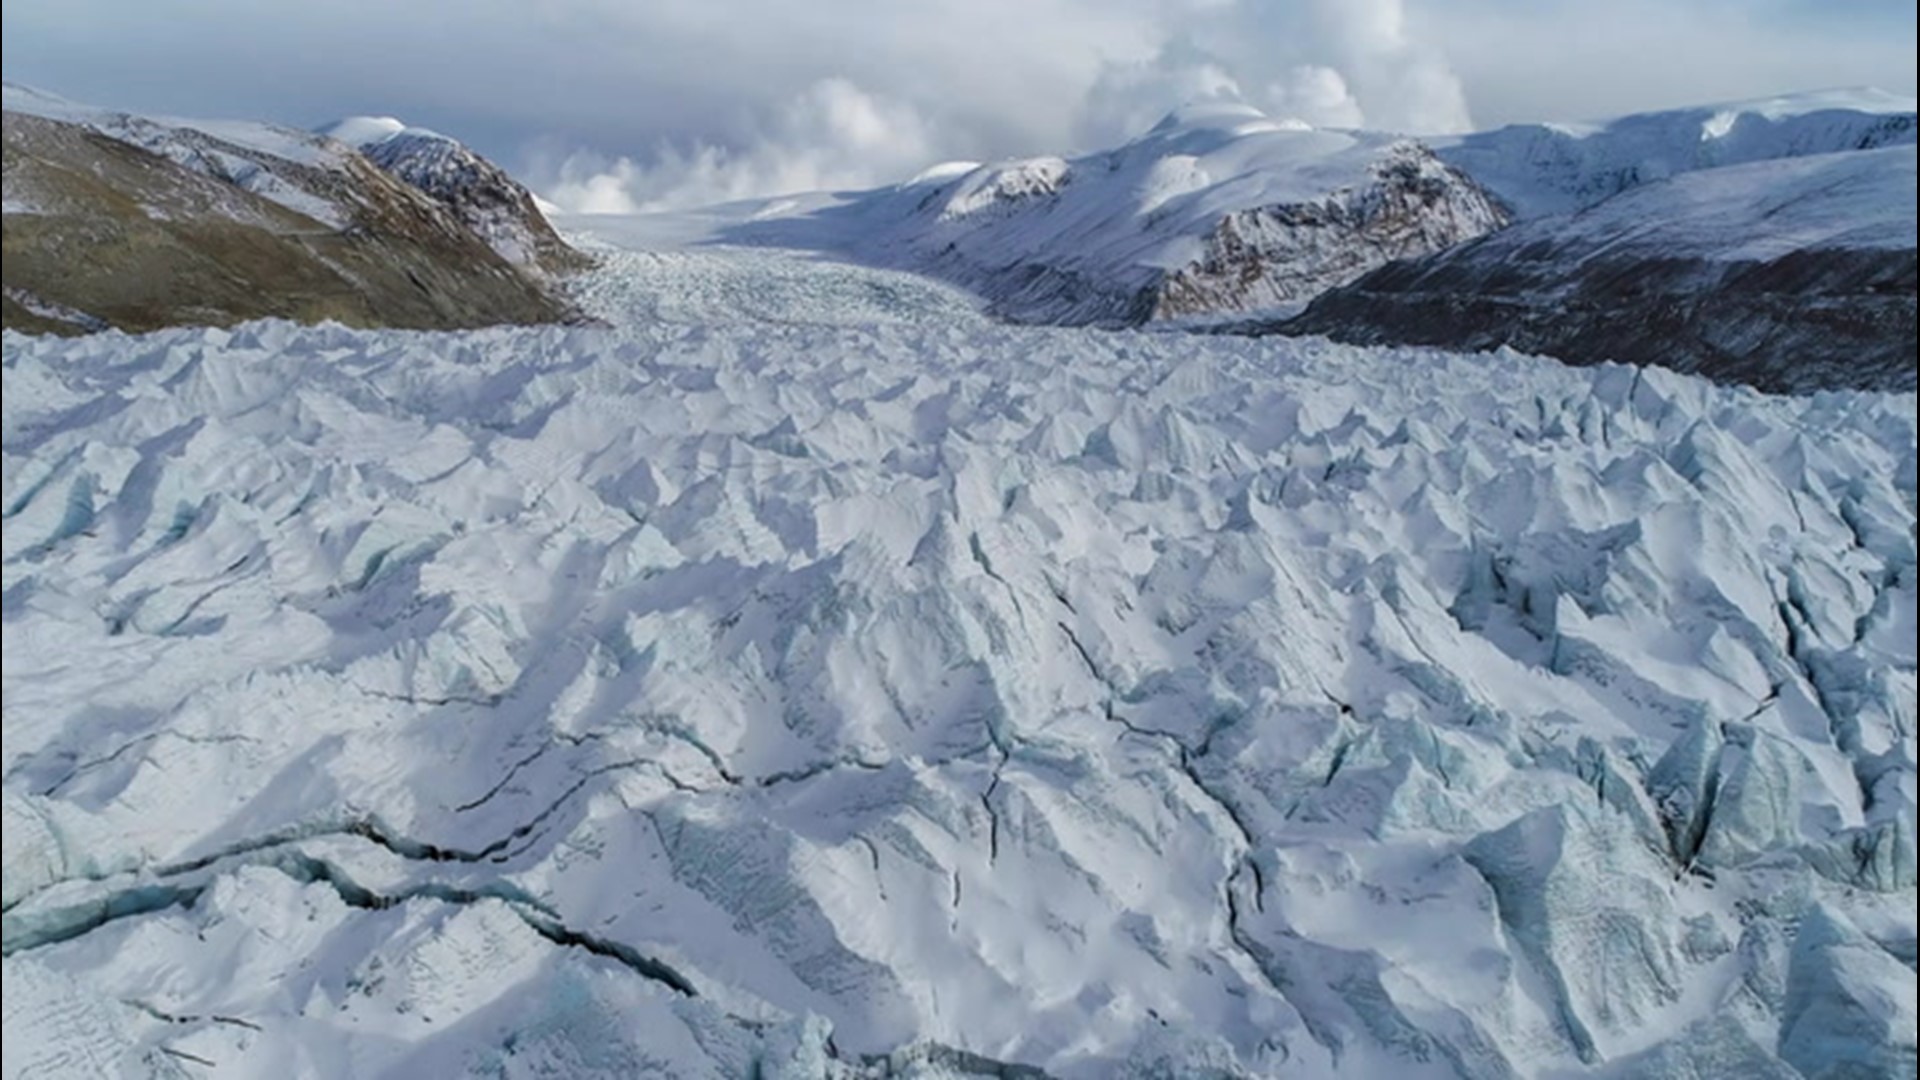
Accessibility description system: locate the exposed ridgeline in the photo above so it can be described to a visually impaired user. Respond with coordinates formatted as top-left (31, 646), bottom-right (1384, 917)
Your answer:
top-left (712, 90), bottom-right (1915, 392)
top-left (721, 103), bottom-right (1510, 327)
top-left (320, 116), bottom-right (591, 278)
top-left (2, 84), bottom-right (582, 335)
top-left (1262, 91), bottom-right (1920, 394)
top-left (1275, 145), bottom-right (1917, 394)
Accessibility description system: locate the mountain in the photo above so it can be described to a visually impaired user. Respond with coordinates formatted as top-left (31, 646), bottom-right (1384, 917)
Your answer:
top-left (1273, 111), bottom-right (1916, 394)
top-left (696, 90), bottom-right (1915, 391)
top-left (1433, 88), bottom-right (1918, 217)
top-left (2, 85), bottom-right (577, 335)
top-left (319, 116), bottom-right (590, 277)
top-left (3, 234), bottom-right (1914, 1077)
top-left (720, 102), bottom-right (1508, 326)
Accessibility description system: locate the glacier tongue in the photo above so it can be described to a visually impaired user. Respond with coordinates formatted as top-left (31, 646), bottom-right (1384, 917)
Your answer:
top-left (1, 245), bottom-right (1915, 1078)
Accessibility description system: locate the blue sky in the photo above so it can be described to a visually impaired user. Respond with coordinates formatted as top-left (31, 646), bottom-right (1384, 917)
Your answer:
top-left (3, 0), bottom-right (1913, 209)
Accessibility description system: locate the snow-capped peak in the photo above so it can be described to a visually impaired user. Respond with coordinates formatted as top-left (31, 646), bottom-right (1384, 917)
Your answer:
top-left (318, 114), bottom-right (453, 149)
top-left (1147, 100), bottom-right (1271, 134)
top-left (1124, 102), bottom-right (1319, 163)
top-left (318, 114), bottom-right (409, 145)
top-left (902, 160), bottom-right (982, 186)
top-left (314, 112), bottom-right (586, 274)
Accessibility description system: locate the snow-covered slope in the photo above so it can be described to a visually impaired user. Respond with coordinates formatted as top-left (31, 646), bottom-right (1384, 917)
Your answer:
top-left (722, 103), bottom-right (1508, 326)
top-left (320, 116), bottom-right (587, 275)
top-left (6, 82), bottom-right (377, 229)
top-left (1278, 145), bottom-right (1917, 393)
top-left (3, 235), bottom-right (1914, 1077)
top-left (1436, 88), bottom-right (1918, 218)
top-left (688, 91), bottom-right (1911, 334)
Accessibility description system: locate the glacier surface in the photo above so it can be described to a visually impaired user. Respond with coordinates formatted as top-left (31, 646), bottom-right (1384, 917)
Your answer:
top-left (2, 240), bottom-right (1916, 1078)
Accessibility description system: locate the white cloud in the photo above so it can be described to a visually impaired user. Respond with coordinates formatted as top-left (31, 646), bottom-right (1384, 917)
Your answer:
top-left (1262, 66), bottom-right (1367, 129)
top-left (539, 0), bottom-right (1479, 210)
top-left (1426, 0), bottom-right (1918, 126)
top-left (1072, 0), bottom-right (1471, 150)
top-left (3, 0), bottom-right (1911, 207)
top-left (545, 78), bottom-right (935, 212)
top-left (1076, 43), bottom-right (1246, 148)
top-left (1303, 0), bottom-right (1472, 133)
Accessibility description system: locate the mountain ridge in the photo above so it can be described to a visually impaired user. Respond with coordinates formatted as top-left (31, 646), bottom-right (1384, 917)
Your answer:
top-left (662, 87), bottom-right (1918, 391)
top-left (2, 83), bottom-right (583, 335)
top-left (711, 103), bottom-right (1509, 326)
top-left (320, 115), bottom-right (590, 277)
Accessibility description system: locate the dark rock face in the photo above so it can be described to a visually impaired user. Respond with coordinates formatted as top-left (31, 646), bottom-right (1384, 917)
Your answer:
top-left (1151, 146), bottom-right (1509, 320)
top-left (1263, 146), bottom-right (1918, 395)
top-left (1275, 243), bottom-right (1916, 395)
top-left (2, 111), bottom-right (575, 335)
top-left (917, 144), bottom-right (1508, 328)
top-left (722, 131), bottom-right (1511, 330)
top-left (354, 132), bottom-right (590, 277)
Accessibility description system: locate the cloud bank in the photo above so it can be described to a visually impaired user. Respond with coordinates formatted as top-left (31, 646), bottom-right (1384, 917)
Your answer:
top-left (542, 78), bottom-right (938, 213)
top-left (2, 0), bottom-right (1912, 211)
top-left (538, 0), bottom-right (1480, 211)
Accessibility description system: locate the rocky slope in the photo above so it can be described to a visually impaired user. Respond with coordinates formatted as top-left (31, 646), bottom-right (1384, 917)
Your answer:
top-left (320, 116), bottom-right (589, 277)
top-left (2, 85), bottom-right (576, 335)
top-left (1273, 145), bottom-right (1917, 394)
top-left (723, 103), bottom-right (1507, 327)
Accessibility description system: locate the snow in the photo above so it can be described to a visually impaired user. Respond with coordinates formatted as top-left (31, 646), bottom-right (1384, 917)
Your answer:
top-left (692, 104), bottom-right (1505, 325)
top-left (568, 90), bottom-right (1911, 330)
top-left (1436, 87), bottom-right (1918, 217)
top-left (1507, 144), bottom-right (1918, 262)
top-left (4, 81), bottom-right (344, 170)
top-left (318, 115), bottom-right (413, 146)
top-left (7, 85), bottom-right (577, 271)
top-left (4, 81), bottom-right (356, 227)
top-left (907, 161), bottom-right (984, 185)
top-left (318, 115), bottom-right (457, 153)
top-left (316, 112), bottom-right (576, 271)
top-left (2, 221), bottom-right (1914, 1076)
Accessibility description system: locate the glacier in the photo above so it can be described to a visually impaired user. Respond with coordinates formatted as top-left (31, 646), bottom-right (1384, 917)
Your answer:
top-left (592, 89), bottom-right (1914, 347)
top-left (1, 238), bottom-right (1916, 1078)
top-left (682, 102), bottom-right (1508, 328)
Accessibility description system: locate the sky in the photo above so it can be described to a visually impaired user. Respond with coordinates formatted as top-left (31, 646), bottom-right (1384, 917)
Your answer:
top-left (3, 0), bottom-right (1915, 212)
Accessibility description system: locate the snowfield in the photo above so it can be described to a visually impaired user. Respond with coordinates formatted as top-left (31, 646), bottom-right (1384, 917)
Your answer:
top-left (1435, 88), bottom-right (1917, 218)
top-left (2, 241), bottom-right (1916, 1078)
